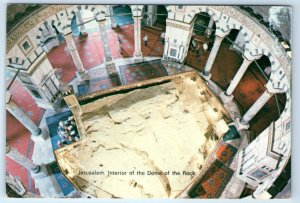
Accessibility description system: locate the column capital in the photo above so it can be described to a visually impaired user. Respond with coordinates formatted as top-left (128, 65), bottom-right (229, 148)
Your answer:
top-left (96, 19), bottom-right (106, 24)
top-left (133, 16), bottom-right (143, 22)
top-left (215, 35), bottom-right (225, 41)
top-left (215, 29), bottom-right (230, 39)
top-left (243, 50), bottom-right (263, 61)
top-left (242, 56), bottom-right (253, 64)
top-left (60, 84), bottom-right (74, 96)
top-left (130, 5), bottom-right (144, 17)
top-left (64, 34), bottom-right (73, 42)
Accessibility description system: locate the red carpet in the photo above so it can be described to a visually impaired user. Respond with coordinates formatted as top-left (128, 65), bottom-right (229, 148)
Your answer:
top-left (215, 142), bottom-right (238, 165)
top-left (6, 80), bottom-right (44, 195)
top-left (188, 160), bottom-right (234, 198)
top-left (77, 75), bottom-right (121, 96)
top-left (119, 59), bottom-right (168, 85)
top-left (47, 24), bottom-right (164, 84)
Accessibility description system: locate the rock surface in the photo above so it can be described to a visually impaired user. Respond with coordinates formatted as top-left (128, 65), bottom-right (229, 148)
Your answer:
top-left (56, 74), bottom-right (230, 198)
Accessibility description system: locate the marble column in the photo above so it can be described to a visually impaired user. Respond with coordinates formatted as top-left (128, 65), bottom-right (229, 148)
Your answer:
top-left (77, 11), bottom-right (86, 32)
top-left (107, 5), bottom-right (117, 28)
top-left (206, 17), bottom-right (214, 37)
top-left (98, 20), bottom-right (113, 62)
top-left (6, 172), bottom-right (41, 197)
top-left (6, 92), bottom-right (42, 137)
top-left (6, 144), bottom-right (40, 173)
top-left (64, 34), bottom-right (88, 80)
top-left (133, 16), bottom-right (143, 59)
top-left (220, 58), bottom-right (253, 103)
top-left (241, 90), bottom-right (273, 125)
top-left (98, 20), bottom-right (118, 75)
top-left (147, 5), bottom-right (157, 26)
top-left (226, 58), bottom-right (252, 95)
top-left (203, 35), bottom-right (224, 78)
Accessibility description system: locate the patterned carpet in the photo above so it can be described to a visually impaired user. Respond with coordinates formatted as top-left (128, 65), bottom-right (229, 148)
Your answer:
top-left (119, 59), bottom-right (168, 85)
top-left (215, 142), bottom-right (238, 165)
top-left (188, 160), bottom-right (234, 198)
top-left (47, 24), bottom-right (164, 84)
top-left (77, 75), bottom-right (121, 96)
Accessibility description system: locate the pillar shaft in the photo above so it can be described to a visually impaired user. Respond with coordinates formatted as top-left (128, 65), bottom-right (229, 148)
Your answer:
top-left (107, 6), bottom-right (117, 28)
top-left (6, 145), bottom-right (40, 173)
top-left (98, 20), bottom-right (113, 62)
top-left (147, 5), bottom-right (157, 26)
top-left (77, 11), bottom-right (86, 32)
top-left (241, 90), bottom-right (273, 124)
top-left (133, 16), bottom-right (142, 57)
top-left (226, 58), bottom-right (252, 96)
top-left (65, 34), bottom-right (85, 73)
top-left (206, 17), bottom-right (214, 36)
top-left (203, 36), bottom-right (223, 76)
top-left (6, 92), bottom-right (41, 136)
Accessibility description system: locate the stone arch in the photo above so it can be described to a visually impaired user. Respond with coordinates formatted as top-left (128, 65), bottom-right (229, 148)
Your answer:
top-left (64, 5), bottom-right (106, 35)
top-left (7, 47), bottom-right (44, 70)
top-left (263, 74), bottom-right (289, 122)
top-left (189, 7), bottom-right (220, 30)
top-left (244, 48), bottom-right (278, 83)
top-left (219, 22), bottom-right (252, 58)
top-left (269, 65), bottom-right (289, 92)
top-left (249, 48), bottom-right (276, 66)
top-left (36, 19), bottom-right (65, 47)
top-left (224, 24), bottom-right (250, 43)
top-left (6, 57), bottom-right (26, 69)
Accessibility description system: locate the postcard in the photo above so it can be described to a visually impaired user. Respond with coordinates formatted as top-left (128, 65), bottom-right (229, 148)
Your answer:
top-left (5, 4), bottom-right (291, 199)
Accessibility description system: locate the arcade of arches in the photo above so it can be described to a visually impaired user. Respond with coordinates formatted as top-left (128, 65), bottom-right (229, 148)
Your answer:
top-left (5, 5), bottom-right (291, 199)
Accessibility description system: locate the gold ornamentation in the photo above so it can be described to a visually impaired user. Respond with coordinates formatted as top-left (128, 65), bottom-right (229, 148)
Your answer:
top-left (7, 5), bottom-right (72, 53)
